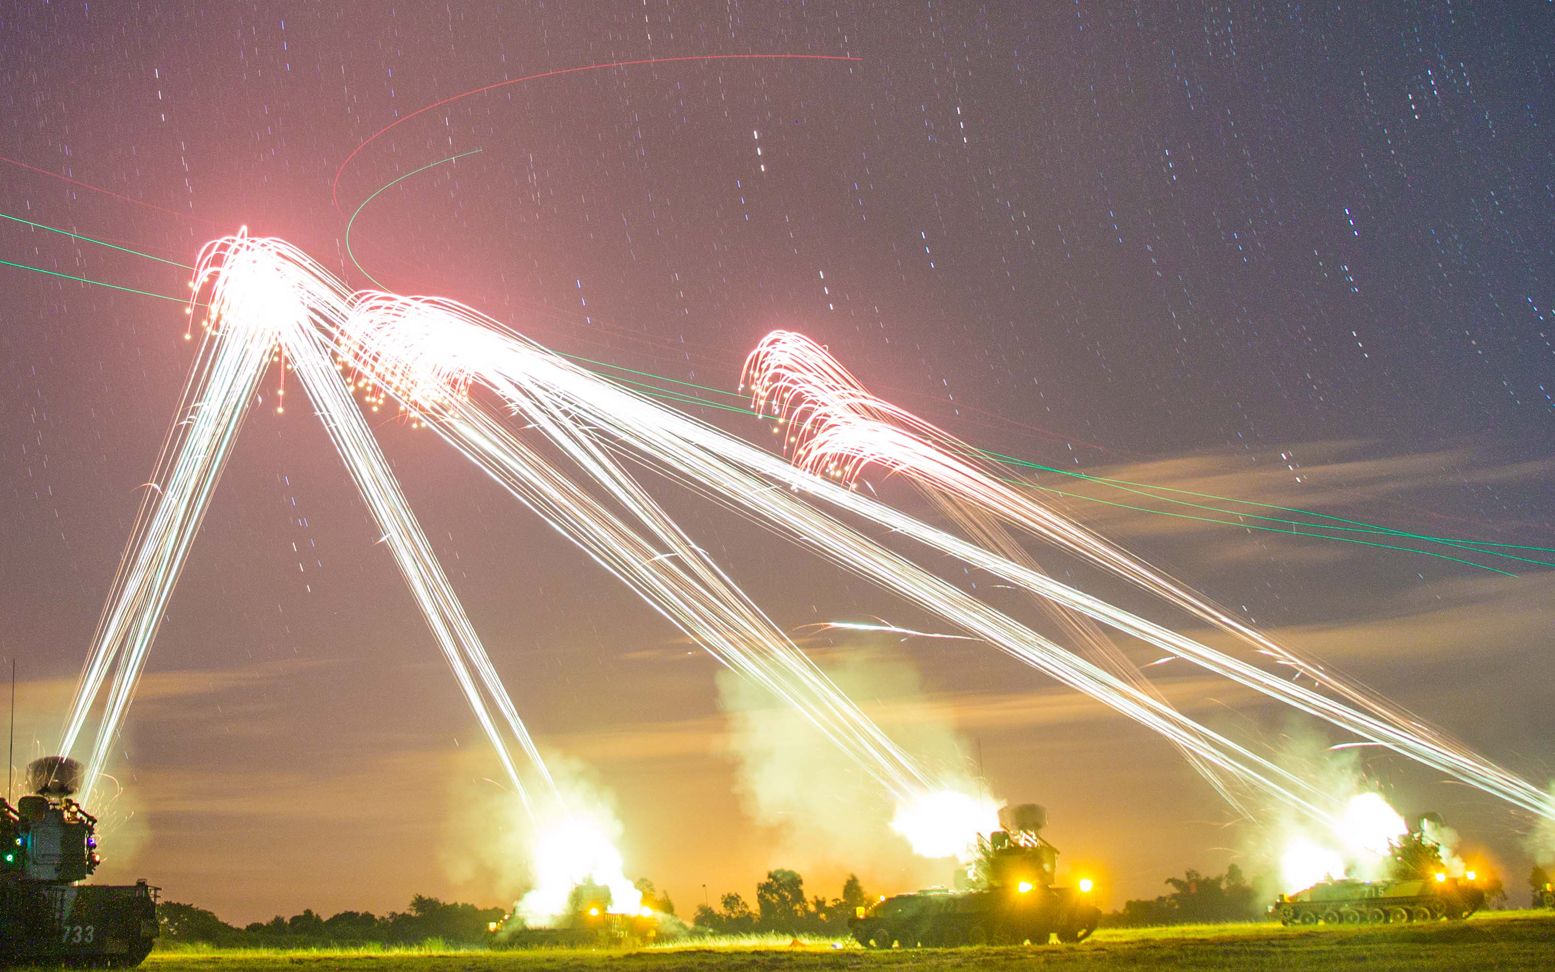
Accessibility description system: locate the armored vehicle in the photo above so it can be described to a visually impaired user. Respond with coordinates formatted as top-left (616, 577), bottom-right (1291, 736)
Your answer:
top-left (1272, 828), bottom-right (1484, 926)
top-left (1534, 879), bottom-right (1554, 910)
top-left (850, 804), bottom-right (1100, 948)
top-left (1273, 874), bottom-right (1483, 925)
top-left (488, 880), bottom-right (662, 948)
top-left (0, 757), bottom-right (159, 967)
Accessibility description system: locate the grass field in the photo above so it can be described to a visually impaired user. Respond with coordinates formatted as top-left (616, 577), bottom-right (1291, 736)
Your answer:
top-left (123, 910), bottom-right (1555, 971)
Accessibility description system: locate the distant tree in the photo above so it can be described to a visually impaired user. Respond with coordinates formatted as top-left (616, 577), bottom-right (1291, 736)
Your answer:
top-left (839, 874), bottom-right (868, 913)
top-left (287, 908), bottom-right (325, 936)
top-left (159, 901), bottom-right (239, 943)
top-left (691, 903), bottom-right (723, 931)
top-left (1112, 865), bottom-right (1263, 926)
top-left (756, 869), bottom-right (809, 930)
top-left (322, 910), bottom-right (381, 939)
top-left (716, 891), bottom-right (756, 933)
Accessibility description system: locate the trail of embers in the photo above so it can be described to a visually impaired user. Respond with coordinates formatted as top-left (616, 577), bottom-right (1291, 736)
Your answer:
top-left (348, 286), bottom-right (1552, 827)
top-left (61, 237), bottom-right (1553, 874)
top-left (742, 331), bottom-right (1554, 820)
top-left (59, 237), bottom-right (966, 896)
top-left (61, 238), bottom-right (555, 814)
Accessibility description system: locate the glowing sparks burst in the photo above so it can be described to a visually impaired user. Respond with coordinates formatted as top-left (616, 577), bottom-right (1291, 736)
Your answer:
top-left (1277, 792), bottom-right (1412, 892)
top-left (890, 788), bottom-right (1002, 861)
top-left (1336, 793), bottom-right (1408, 859)
top-left (516, 804), bottom-right (644, 926)
top-left (57, 234), bottom-right (1555, 896)
top-left (1280, 836), bottom-right (1347, 892)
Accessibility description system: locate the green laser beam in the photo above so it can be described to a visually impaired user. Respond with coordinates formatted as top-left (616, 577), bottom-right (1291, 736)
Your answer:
top-left (0, 256), bottom-right (191, 303)
top-left (7, 195), bottom-right (1550, 568)
top-left (345, 148), bottom-right (484, 290)
top-left (978, 448), bottom-right (1555, 563)
top-left (1009, 479), bottom-right (1519, 576)
top-left (0, 211), bottom-right (194, 269)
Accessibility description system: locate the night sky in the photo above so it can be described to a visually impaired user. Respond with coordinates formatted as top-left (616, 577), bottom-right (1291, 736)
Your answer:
top-left (2, 2), bottom-right (1552, 923)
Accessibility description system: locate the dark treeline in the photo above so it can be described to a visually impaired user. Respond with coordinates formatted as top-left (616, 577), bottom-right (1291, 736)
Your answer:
top-left (159, 858), bottom-right (1533, 946)
top-left (692, 870), bottom-right (870, 935)
top-left (159, 894), bottom-right (504, 947)
top-left (1107, 865), bottom-right (1263, 926)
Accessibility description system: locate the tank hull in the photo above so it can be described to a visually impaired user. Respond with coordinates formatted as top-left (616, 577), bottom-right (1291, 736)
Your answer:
top-left (1273, 877), bottom-right (1484, 926)
top-left (0, 879), bottom-right (158, 967)
top-left (850, 887), bottom-right (1100, 948)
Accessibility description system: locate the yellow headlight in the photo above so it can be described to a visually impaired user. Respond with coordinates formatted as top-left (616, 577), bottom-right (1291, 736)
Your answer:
top-left (587, 906), bottom-right (601, 917)
top-left (855, 906), bottom-right (866, 919)
top-left (1465, 870), bottom-right (1477, 882)
top-left (1078, 878), bottom-right (1095, 894)
top-left (1017, 881), bottom-right (1034, 894)
top-left (1434, 872), bottom-right (1446, 884)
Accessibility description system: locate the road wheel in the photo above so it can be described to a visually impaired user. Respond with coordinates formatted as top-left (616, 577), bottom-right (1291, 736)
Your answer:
top-left (1410, 906), bottom-right (1432, 922)
top-left (1298, 910), bottom-right (1318, 925)
top-left (1061, 905), bottom-right (1100, 943)
top-left (1278, 906), bottom-right (1295, 926)
top-left (866, 926), bottom-right (895, 949)
top-left (1340, 908), bottom-right (1361, 925)
top-left (1365, 908), bottom-right (1385, 924)
top-left (1386, 907), bottom-right (1408, 924)
top-left (940, 925), bottom-right (965, 948)
top-left (1320, 910), bottom-right (1340, 925)
top-left (991, 921), bottom-right (1020, 945)
top-left (966, 924), bottom-right (989, 947)
top-left (1542, 891), bottom-right (1555, 909)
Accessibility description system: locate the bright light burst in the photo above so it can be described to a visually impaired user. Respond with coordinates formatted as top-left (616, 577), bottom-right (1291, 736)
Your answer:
top-left (1336, 792), bottom-right (1408, 859)
top-left (1280, 836), bottom-right (1347, 892)
top-left (58, 235), bottom-right (1555, 902)
top-left (891, 788), bottom-right (1002, 861)
top-left (742, 331), bottom-right (1555, 822)
top-left (1277, 791), bottom-right (1410, 892)
top-left (516, 802), bottom-right (643, 926)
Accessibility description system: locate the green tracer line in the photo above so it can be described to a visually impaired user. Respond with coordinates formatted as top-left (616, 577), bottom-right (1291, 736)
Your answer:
top-left (979, 447), bottom-right (1555, 560)
top-left (8, 192), bottom-right (1548, 567)
top-left (0, 256), bottom-right (191, 303)
top-left (557, 351), bottom-right (746, 399)
top-left (0, 211), bottom-right (194, 268)
top-left (1009, 478), bottom-right (1518, 576)
top-left (335, 150), bottom-right (1555, 561)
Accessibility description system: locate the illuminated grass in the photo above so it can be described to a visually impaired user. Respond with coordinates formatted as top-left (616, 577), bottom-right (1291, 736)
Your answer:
top-left (135, 911), bottom-right (1554, 970)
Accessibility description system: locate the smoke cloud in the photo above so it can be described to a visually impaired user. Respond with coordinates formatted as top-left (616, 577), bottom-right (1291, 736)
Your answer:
top-left (440, 752), bottom-right (641, 926)
top-left (1243, 730), bottom-right (1405, 894)
top-left (715, 642), bottom-right (993, 888)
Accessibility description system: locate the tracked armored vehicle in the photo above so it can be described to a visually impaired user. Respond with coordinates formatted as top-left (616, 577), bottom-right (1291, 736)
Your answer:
top-left (1273, 874), bottom-right (1483, 925)
top-left (0, 757), bottom-right (159, 968)
top-left (850, 804), bottom-right (1100, 948)
top-left (1272, 828), bottom-right (1484, 926)
top-left (488, 880), bottom-right (662, 948)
